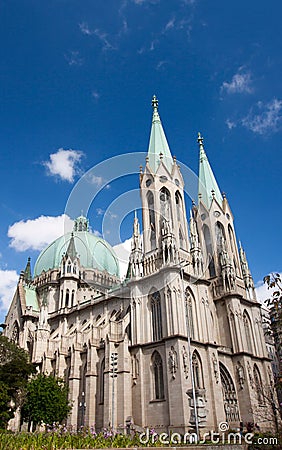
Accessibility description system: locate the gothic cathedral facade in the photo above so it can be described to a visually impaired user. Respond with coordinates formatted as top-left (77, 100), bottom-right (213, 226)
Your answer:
top-left (4, 96), bottom-right (274, 433)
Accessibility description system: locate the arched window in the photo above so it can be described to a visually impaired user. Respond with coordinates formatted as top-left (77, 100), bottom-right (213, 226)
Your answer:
top-left (150, 291), bottom-right (162, 341)
top-left (228, 225), bottom-right (235, 254)
top-left (73, 262), bottom-right (77, 274)
top-left (67, 262), bottom-right (72, 273)
top-left (192, 350), bottom-right (204, 389)
top-left (147, 191), bottom-right (156, 249)
top-left (253, 364), bottom-right (264, 404)
top-left (229, 312), bottom-right (239, 352)
top-left (228, 225), bottom-right (239, 273)
top-left (99, 359), bottom-right (105, 404)
top-left (175, 191), bottom-right (182, 221)
top-left (11, 321), bottom-right (20, 344)
top-left (160, 187), bottom-right (171, 222)
top-left (185, 289), bottom-right (195, 340)
top-left (71, 290), bottom-right (75, 307)
top-left (65, 289), bottom-right (70, 307)
top-left (179, 227), bottom-right (185, 249)
top-left (243, 310), bottom-right (253, 353)
top-left (152, 351), bottom-right (164, 399)
top-left (203, 224), bottom-right (216, 277)
top-left (220, 362), bottom-right (239, 422)
top-left (215, 221), bottom-right (226, 252)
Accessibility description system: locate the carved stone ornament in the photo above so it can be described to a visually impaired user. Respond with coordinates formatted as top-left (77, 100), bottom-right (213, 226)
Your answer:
top-left (236, 361), bottom-right (245, 389)
top-left (247, 361), bottom-right (254, 388)
top-left (212, 353), bottom-right (219, 383)
top-left (182, 346), bottom-right (189, 378)
top-left (168, 346), bottom-right (178, 379)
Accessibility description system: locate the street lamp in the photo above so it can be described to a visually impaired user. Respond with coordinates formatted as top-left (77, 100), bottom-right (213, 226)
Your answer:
top-left (110, 352), bottom-right (118, 431)
top-left (179, 261), bottom-right (200, 442)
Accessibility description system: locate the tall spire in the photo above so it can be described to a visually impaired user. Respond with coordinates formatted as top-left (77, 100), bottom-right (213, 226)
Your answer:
top-left (147, 95), bottom-right (174, 173)
top-left (239, 242), bottom-right (255, 300)
top-left (198, 132), bottom-right (223, 209)
top-left (24, 257), bottom-right (32, 283)
top-left (128, 213), bottom-right (143, 278)
top-left (65, 233), bottom-right (77, 260)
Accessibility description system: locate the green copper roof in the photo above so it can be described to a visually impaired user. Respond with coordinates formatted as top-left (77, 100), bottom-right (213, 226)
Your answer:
top-left (24, 286), bottom-right (39, 311)
top-left (198, 133), bottom-right (223, 209)
top-left (34, 230), bottom-right (120, 278)
top-left (147, 95), bottom-right (174, 173)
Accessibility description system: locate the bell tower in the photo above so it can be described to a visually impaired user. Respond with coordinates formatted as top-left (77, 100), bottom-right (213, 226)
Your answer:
top-left (140, 96), bottom-right (189, 263)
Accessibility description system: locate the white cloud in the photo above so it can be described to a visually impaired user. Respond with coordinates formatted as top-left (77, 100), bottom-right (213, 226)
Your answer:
top-left (242, 98), bottom-right (282, 135)
top-left (164, 17), bottom-right (175, 32)
top-left (91, 90), bottom-right (100, 100)
top-left (8, 214), bottom-right (74, 252)
top-left (226, 119), bottom-right (236, 130)
top-left (0, 270), bottom-right (19, 312)
top-left (156, 60), bottom-right (168, 70)
top-left (44, 148), bottom-right (83, 182)
top-left (93, 28), bottom-right (116, 51)
top-left (79, 22), bottom-right (93, 35)
top-left (65, 50), bottom-right (84, 66)
top-left (221, 71), bottom-right (253, 94)
top-left (89, 175), bottom-right (105, 186)
top-left (113, 238), bottom-right (131, 279)
top-left (87, 174), bottom-right (110, 189)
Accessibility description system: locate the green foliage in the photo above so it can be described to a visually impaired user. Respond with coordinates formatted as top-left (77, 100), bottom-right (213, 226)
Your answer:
top-left (0, 383), bottom-right (13, 430)
top-left (0, 335), bottom-right (35, 429)
top-left (0, 429), bottom-right (154, 450)
top-left (21, 374), bottom-right (72, 427)
top-left (264, 273), bottom-right (282, 309)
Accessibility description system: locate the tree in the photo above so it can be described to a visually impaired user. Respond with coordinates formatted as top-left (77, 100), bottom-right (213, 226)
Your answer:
top-left (264, 273), bottom-right (282, 310)
top-left (0, 335), bottom-right (35, 429)
top-left (263, 273), bottom-right (282, 429)
top-left (21, 373), bottom-right (72, 428)
top-left (0, 381), bottom-right (13, 429)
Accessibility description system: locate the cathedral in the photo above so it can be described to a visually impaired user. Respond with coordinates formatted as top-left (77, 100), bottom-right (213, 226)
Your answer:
top-left (4, 96), bottom-right (275, 434)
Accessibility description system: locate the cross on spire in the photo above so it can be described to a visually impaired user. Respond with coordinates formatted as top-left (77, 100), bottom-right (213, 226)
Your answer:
top-left (152, 94), bottom-right (159, 111)
top-left (197, 132), bottom-right (204, 149)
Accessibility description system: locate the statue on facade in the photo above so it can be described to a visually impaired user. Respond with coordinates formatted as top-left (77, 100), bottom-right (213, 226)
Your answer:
top-left (236, 361), bottom-right (245, 389)
top-left (189, 212), bottom-right (199, 249)
top-left (168, 346), bottom-right (178, 379)
top-left (212, 353), bottom-right (219, 383)
top-left (247, 361), bottom-right (254, 388)
top-left (182, 346), bottom-right (189, 378)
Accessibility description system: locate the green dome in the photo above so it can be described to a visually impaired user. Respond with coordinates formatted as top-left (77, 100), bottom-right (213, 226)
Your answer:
top-left (34, 231), bottom-right (120, 278)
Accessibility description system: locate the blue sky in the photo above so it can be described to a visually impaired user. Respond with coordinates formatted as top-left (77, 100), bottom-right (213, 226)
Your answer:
top-left (0, 0), bottom-right (281, 321)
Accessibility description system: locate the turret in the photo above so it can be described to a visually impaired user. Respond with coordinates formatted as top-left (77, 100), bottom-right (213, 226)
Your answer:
top-left (128, 212), bottom-right (144, 278)
top-left (140, 96), bottom-right (189, 260)
top-left (239, 242), bottom-right (256, 300)
top-left (198, 132), bottom-right (223, 210)
top-left (59, 232), bottom-right (80, 309)
top-left (189, 209), bottom-right (203, 276)
top-left (196, 134), bottom-right (242, 284)
top-left (24, 257), bottom-right (32, 284)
